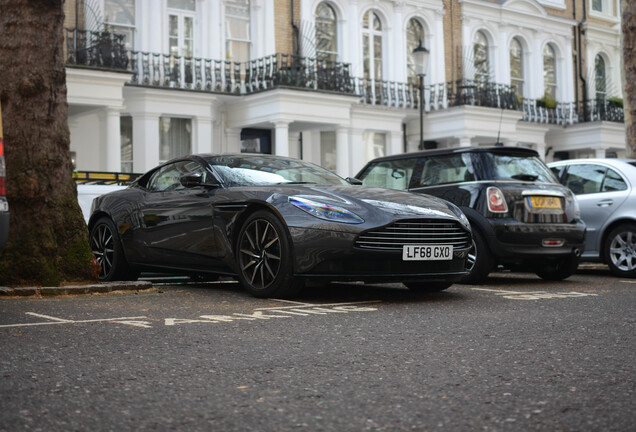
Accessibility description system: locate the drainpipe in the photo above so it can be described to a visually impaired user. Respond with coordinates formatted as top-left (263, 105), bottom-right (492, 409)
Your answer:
top-left (579, 0), bottom-right (588, 120)
top-left (291, 0), bottom-right (299, 55)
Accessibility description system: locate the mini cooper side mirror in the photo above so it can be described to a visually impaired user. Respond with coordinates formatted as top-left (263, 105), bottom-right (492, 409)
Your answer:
top-left (346, 177), bottom-right (363, 185)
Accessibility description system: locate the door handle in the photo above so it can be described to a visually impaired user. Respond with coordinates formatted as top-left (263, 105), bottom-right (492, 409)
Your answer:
top-left (596, 199), bottom-right (613, 207)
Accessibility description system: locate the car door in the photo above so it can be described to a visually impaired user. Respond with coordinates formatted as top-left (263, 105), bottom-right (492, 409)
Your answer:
top-left (136, 160), bottom-right (220, 270)
top-left (562, 163), bottom-right (629, 254)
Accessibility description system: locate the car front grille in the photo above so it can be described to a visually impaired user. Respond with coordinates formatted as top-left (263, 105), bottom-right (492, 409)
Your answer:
top-left (355, 219), bottom-right (471, 251)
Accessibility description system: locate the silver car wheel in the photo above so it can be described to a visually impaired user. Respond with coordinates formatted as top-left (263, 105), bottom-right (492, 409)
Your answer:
top-left (609, 230), bottom-right (636, 272)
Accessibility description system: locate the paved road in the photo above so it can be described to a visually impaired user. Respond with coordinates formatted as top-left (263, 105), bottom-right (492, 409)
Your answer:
top-left (1, 268), bottom-right (634, 431)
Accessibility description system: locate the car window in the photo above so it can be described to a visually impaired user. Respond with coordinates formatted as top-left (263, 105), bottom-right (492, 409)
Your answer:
top-left (415, 154), bottom-right (474, 187)
top-left (358, 158), bottom-right (420, 190)
top-left (147, 160), bottom-right (207, 192)
top-left (563, 164), bottom-right (605, 195)
top-left (602, 168), bottom-right (628, 192)
top-left (482, 154), bottom-right (555, 183)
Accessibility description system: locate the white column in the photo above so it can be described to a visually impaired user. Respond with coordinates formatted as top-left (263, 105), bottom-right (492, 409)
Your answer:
top-left (348, 128), bottom-right (364, 176)
top-left (433, 10), bottom-right (445, 86)
top-left (225, 128), bottom-right (241, 153)
top-left (194, 116), bottom-right (213, 154)
top-left (274, 121), bottom-right (290, 156)
top-left (389, 130), bottom-right (402, 155)
top-left (595, 148), bottom-right (606, 158)
top-left (132, 113), bottom-right (160, 173)
top-left (288, 131), bottom-right (301, 160)
top-left (304, 130), bottom-right (321, 166)
top-left (103, 107), bottom-right (122, 172)
top-left (336, 127), bottom-right (350, 177)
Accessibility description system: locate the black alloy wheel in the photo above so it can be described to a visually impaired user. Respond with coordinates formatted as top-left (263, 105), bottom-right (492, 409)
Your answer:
top-left (236, 210), bottom-right (299, 298)
top-left (460, 228), bottom-right (494, 284)
top-left (89, 217), bottom-right (137, 281)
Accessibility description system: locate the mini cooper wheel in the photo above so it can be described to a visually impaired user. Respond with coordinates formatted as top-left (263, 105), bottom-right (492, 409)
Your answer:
top-left (604, 223), bottom-right (636, 278)
top-left (460, 228), bottom-right (494, 284)
top-left (535, 253), bottom-right (579, 281)
top-left (403, 281), bottom-right (452, 292)
top-left (89, 217), bottom-right (137, 281)
top-left (236, 210), bottom-right (300, 298)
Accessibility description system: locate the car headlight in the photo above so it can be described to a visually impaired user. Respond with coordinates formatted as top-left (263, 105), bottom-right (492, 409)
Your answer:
top-left (289, 196), bottom-right (364, 224)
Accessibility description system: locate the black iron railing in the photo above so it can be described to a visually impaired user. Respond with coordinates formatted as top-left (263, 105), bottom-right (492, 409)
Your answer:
top-left (64, 28), bottom-right (624, 126)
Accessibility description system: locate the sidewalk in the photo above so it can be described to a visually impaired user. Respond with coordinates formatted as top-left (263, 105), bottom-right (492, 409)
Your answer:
top-left (0, 281), bottom-right (153, 297)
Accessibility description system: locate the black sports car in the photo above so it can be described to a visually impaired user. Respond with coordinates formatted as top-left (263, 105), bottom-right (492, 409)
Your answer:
top-left (88, 154), bottom-right (472, 297)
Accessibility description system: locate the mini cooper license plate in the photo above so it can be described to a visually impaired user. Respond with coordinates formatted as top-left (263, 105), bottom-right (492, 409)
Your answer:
top-left (528, 196), bottom-right (562, 210)
top-left (402, 245), bottom-right (453, 261)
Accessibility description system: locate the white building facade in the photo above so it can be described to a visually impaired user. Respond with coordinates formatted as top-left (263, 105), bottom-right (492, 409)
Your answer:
top-left (65, 0), bottom-right (626, 177)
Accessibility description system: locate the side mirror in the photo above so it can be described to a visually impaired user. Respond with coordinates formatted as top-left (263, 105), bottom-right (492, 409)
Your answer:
top-left (180, 173), bottom-right (220, 188)
top-left (346, 177), bottom-right (363, 185)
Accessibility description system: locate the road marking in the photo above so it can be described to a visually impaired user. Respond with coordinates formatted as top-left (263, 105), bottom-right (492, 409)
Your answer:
top-left (472, 288), bottom-right (598, 300)
top-left (164, 300), bottom-right (381, 327)
top-left (0, 315), bottom-right (149, 329)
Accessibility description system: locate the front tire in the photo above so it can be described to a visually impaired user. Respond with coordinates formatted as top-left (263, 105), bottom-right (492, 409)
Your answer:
top-left (604, 223), bottom-right (636, 278)
top-left (235, 210), bottom-right (301, 298)
top-left (460, 228), bottom-right (494, 284)
top-left (89, 217), bottom-right (138, 281)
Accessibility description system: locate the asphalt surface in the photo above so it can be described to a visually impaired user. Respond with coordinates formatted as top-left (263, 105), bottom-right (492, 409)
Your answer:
top-left (0, 267), bottom-right (634, 431)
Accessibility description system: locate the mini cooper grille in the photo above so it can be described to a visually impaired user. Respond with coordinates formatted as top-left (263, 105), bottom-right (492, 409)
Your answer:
top-left (355, 220), bottom-right (471, 251)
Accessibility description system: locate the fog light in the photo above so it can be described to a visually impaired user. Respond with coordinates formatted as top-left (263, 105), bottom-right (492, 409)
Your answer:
top-left (542, 239), bottom-right (564, 247)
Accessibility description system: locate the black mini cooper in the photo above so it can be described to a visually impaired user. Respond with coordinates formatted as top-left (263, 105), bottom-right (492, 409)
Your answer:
top-left (356, 146), bottom-right (586, 283)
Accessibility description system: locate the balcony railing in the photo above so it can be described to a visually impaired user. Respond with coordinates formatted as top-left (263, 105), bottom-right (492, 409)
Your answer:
top-left (64, 28), bottom-right (624, 126)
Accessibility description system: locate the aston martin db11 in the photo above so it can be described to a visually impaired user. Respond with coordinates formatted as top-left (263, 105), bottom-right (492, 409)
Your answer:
top-left (88, 154), bottom-right (472, 297)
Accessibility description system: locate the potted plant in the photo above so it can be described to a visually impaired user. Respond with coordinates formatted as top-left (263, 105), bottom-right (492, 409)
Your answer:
top-left (537, 93), bottom-right (557, 109)
top-left (608, 96), bottom-right (623, 108)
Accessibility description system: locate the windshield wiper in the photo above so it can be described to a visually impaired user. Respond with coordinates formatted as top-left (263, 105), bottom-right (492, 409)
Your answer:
top-left (510, 174), bottom-right (539, 181)
top-left (277, 181), bottom-right (317, 185)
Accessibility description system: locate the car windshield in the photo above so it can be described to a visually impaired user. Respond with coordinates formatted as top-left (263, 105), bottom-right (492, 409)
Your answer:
top-left (479, 153), bottom-right (557, 183)
top-left (207, 155), bottom-right (349, 187)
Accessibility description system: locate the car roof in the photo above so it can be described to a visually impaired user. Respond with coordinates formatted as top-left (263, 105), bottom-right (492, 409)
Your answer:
top-left (548, 158), bottom-right (636, 166)
top-left (362, 146), bottom-right (539, 164)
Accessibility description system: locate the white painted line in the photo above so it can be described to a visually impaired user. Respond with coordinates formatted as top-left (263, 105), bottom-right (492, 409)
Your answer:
top-left (471, 288), bottom-right (597, 300)
top-left (621, 280), bottom-right (636, 284)
top-left (0, 315), bottom-right (148, 329)
top-left (255, 300), bottom-right (381, 311)
top-left (25, 312), bottom-right (72, 322)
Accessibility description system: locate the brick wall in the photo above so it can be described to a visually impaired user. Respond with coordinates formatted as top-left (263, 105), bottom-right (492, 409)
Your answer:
top-left (275, 0), bottom-right (298, 55)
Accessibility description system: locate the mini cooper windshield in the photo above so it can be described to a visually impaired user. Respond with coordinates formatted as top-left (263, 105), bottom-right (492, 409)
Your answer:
top-left (208, 155), bottom-right (350, 187)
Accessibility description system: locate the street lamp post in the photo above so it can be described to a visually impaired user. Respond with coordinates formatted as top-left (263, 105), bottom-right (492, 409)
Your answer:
top-left (412, 41), bottom-right (430, 150)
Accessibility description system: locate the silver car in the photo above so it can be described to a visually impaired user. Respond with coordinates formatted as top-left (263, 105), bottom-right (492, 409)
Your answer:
top-left (549, 158), bottom-right (636, 278)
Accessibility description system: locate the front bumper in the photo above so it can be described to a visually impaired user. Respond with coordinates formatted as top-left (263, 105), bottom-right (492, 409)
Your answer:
top-left (288, 226), bottom-right (469, 282)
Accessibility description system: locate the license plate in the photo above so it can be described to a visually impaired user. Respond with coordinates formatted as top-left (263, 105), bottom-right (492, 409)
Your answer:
top-left (527, 196), bottom-right (562, 210)
top-left (402, 245), bottom-right (453, 261)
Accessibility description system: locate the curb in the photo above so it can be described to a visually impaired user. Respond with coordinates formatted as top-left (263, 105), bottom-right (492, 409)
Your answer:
top-left (0, 281), bottom-right (154, 297)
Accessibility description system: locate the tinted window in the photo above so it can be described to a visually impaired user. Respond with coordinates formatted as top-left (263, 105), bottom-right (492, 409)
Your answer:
top-left (563, 164), bottom-right (605, 195)
top-left (415, 153), bottom-right (475, 187)
top-left (358, 158), bottom-right (420, 190)
top-left (147, 160), bottom-right (207, 192)
top-left (207, 155), bottom-right (348, 187)
top-left (602, 168), bottom-right (627, 192)
top-left (481, 153), bottom-right (555, 183)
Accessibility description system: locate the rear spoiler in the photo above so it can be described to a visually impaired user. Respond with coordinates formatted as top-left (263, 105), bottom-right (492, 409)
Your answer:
top-left (73, 171), bottom-right (141, 185)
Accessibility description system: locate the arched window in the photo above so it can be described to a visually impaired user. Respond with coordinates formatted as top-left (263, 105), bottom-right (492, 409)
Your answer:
top-left (510, 37), bottom-right (524, 96)
top-left (543, 44), bottom-right (557, 99)
top-left (362, 11), bottom-right (383, 81)
top-left (315, 3), bottom-right (337, 62)
top-left (595, 54), bottom-right (607, 100)
top-left (473, 31), bottom-right (489, 82)
top-left (406, 18), bottom-right (424, 84)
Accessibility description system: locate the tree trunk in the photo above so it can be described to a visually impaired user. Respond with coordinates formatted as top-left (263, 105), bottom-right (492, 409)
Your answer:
top-left (623, 0), bottom-right (636, 157)
top-left (0, 0), bottom-right (97, 285)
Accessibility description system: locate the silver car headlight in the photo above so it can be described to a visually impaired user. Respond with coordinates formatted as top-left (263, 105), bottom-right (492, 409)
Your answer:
top-left (289, 196), bottom-right (364, 224)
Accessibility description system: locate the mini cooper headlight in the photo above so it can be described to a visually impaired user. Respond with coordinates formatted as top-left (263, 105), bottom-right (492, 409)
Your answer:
top-left (289, 196), bottom-right (364, 224)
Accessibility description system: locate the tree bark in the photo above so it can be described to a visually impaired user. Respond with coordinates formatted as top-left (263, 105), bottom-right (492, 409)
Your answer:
top-left (623, 0), bottom-right (636, 157)
top-left (0, 0), bottom-right (97, 285)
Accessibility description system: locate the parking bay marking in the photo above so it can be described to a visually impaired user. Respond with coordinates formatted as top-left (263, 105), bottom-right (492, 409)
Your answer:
top-left (471, 288), bottom-right (598, 300)
top-left (0, 313), bottom-right (152, 329)
top-left (0, 300), bottom-right (380, 330)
